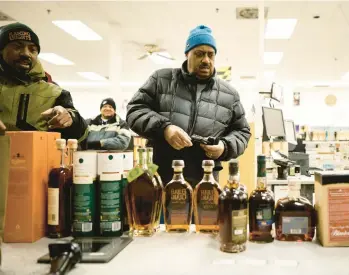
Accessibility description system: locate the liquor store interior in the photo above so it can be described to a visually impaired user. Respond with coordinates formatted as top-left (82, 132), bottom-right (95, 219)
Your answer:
top-left (1, 1), bottom-right (349, 275)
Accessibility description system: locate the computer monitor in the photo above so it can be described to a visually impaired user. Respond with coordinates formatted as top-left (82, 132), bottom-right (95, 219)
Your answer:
top-left (284, 120), bottom-right (297, 144)
top-left (271, 82), bottom-right (283, 102)
top-left (262, 107), bottom-right (286, 140)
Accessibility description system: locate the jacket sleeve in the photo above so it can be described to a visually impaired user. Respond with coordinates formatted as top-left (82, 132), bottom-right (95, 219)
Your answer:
top-left (53, 90), bottom-right (88, 142)
top-left (218, 94), bottom-right (251, 161)
top-left (100, 118), bottom-right (131, 150)
top-left (126, 72), bottom-right (171, 140)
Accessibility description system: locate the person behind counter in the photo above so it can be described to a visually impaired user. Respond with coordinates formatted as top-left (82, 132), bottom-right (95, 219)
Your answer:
top-left (0, 22), bottom-right (88, 141)
top-left (84, 97), bottom-right (131, 150)
top-left (126, 25), bottom-right (251, 186)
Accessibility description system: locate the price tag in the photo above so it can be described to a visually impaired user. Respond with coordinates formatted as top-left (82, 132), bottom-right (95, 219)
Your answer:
top-left (127, 166), bottom-right (144, 182)
top-left (148, 164), bottom-right (159, 177)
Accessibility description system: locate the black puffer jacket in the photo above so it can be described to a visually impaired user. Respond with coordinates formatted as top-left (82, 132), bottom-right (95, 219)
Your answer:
top-left (126, 61), bottom-right (251, 185)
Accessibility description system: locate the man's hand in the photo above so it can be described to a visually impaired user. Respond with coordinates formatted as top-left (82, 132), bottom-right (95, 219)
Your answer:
top-left (0, 120), bottom-right (6, 131)
top-left (41, 106), bottom-right (73, 129)
top-left (200, 140), bottom-right (225, 159)
top-left (164, 125), bottom-right (192, 150)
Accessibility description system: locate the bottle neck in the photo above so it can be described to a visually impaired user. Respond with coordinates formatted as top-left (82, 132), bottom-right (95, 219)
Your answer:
top-left (257, 176), bottom-right (267, 190)
top-left (68, 148), bottom-right (75, 167)
top-left (147, 151), bottom-right (153, 165)
top-left (60, 148), bottom-right (65, 168)
top-left (137, 152), bottom-right (147, 170)
top-left (228, 173), bottom-right (239, 188)
top-left (172, 169), bottom-right (185, 181)
top-left (202, 169), bottom-right (215, 182)
top-left (288, 188), bottom-right (300, 198)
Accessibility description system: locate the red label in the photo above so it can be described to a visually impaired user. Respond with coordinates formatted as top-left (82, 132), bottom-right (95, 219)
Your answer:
top-left (328, 187), bottom-right (349, 242)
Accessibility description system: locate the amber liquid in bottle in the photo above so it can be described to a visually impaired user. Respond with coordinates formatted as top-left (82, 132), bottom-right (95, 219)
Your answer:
top-left (126, 148), bottom-right (158, 236)
top-left (47, 139), bottom-right (72, 238)
top-left (146, 147), bottom-right (163, 232)
top-left (275, 182), bottom-right (316, 241)
top-left (163, 160), bottom-right (193, 232)
top-left (249, 155), bottom-right (275, 243)
top-left (194, 160), bottom-right (222, 233)
top-left (67, 139), bottom-right (77, 233)
top-left (219, 160), bottom-right (248, 253)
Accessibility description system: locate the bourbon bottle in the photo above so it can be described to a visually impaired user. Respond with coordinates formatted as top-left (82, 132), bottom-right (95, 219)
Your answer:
top-left (219, 160), bottom-right (248, 253)
top-left (193, 160), bottom-right (222, 233)
top-left (126, 148), bottom-right (158, 236)
top-left (249, 155), bottom-right (275, 243)
top-left (146, 147), bottom-right (163, 232)
top-left (163, 160), bottom-right (193, 232)
top-left (47, 139), bottom-right (72, 238)
top-left (275, 181), bottom-right (316, 241)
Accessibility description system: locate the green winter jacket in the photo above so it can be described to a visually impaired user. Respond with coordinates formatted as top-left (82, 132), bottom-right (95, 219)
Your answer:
top-left (0, 59), bottom-right (88, 141)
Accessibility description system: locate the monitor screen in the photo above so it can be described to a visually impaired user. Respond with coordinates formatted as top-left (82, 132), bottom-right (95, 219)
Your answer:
top-left (271, 82), bottom-right (283, 102)
top-left (262, 107), bottom-right (286, 138)
top-left (284, 120), bottom-right (297, 144)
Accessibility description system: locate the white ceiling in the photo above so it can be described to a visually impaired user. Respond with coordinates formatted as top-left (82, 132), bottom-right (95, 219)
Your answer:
top-left (1, 1), bottom-right (349, 90)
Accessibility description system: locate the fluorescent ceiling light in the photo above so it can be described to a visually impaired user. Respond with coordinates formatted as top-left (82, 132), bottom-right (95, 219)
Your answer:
top-left (265, 19), bottom-right (297, 39)
top-left (264, 52), bottom-right (283, 65)
top-left (39, 53), bottom-right (74, 65)
top-left (77, 72), bottom-right (107, 81)
top-left (264, 71), bottom-right (276, 78)
top-left (52, 20), bottom-right (102, 41)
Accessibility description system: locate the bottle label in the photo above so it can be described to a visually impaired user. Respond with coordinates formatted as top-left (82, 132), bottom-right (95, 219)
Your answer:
top-left (282, 216), bottom-right (308, 234)
top-left (73, 183), bottom-right (95, 233)
top-left (256, 207), bottom-right (274, 226)
top-left (48, 188), bottom-right (59, 226)
top-left (198, 188), bottom-right (219, 225)
top-left (127, 166), bottom-right (144, 182)
top-left (147, 163), bottom-right (159, 178)
top-left (169, 188), bottom-right (190, 225)
top-left (97, 153), bottom-right (123, 175)
top-left (100, 180), bottom-right (123, 233)
top-left (232, 209), bottom-right (247, 242)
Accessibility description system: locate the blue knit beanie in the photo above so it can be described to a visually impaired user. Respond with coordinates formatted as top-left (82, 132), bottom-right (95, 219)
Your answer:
top-left (185, 25), bottom-right (217, 54)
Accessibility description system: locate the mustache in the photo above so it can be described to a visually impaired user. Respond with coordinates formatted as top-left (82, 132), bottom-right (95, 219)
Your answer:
top-left (15, 56), bottom-right (32, 64)
top-left (199, 63), bottom-right (210, 69)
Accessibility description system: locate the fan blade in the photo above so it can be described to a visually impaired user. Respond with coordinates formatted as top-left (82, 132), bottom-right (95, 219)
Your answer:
top-left (154, 48), bottom-right (167, 53)
top-left (156, 53), bottom-right (175, 60)
top-left (138, 54), bottom-right (149, 60)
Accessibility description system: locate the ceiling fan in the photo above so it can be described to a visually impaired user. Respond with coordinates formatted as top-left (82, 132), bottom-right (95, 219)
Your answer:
top-left (137, 44), bottom-right (175, 61)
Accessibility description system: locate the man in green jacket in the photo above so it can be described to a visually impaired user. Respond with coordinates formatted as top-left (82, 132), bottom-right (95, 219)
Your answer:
top-left (0, 22), bottom-right (88, 141)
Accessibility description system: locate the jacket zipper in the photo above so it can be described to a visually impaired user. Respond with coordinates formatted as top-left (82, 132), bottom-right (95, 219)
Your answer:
top-left (186, 84), bottom-right (196, 134)
top-left (188, 84), bottom-right (206, 136)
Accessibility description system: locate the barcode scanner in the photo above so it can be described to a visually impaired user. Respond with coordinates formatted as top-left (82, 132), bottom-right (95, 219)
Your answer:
top-left (47, 241), bottom-right (81, 275)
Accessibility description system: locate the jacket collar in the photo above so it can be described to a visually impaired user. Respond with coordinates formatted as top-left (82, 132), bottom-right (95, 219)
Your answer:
top-left (91, 114), bottom-right (117, 125)
top-left (180, 60), bottom-right (216, 86)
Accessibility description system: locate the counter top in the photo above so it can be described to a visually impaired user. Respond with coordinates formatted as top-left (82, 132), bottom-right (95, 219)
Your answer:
top-left (1, 226), bottom-right (349, 275)
top-left (268, 175), bottom-right (315, 185)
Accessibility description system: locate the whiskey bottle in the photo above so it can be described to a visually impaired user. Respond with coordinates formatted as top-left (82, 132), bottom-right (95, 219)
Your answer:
top-left (126, 148), bottom-right (158, 236)
top-left (249, 155), bottom-right (275, 243)
top-left (219, 160), bottom-right (248, 253)
top-left (193, 160), bottom-right (222, 233)
top-left (47, 139), bottom-right (72, 238)
top-left (163, 160), bottom-right (193, 232)
top-left (275, 181), bottom-right (316, 241)
top-left (122, 151), bottom-right (133, 232)
top-left (146, 147), bottom-right (163, 232)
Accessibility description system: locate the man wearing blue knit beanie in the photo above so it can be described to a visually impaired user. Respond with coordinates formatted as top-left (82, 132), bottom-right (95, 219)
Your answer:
top-left (127, 25), bottom-right (251, 186)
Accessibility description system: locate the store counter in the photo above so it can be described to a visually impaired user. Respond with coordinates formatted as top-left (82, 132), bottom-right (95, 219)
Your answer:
top-left (268, 175), bottom-right (315, 185)
top-left (1, 225), bottom-right (349, 275)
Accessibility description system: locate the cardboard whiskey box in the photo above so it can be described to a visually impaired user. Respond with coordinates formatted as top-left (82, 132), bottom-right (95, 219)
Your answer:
top-left (4, 131), bottom-right (61, 243)
top-left (315, 171), bottom-right (349, 247)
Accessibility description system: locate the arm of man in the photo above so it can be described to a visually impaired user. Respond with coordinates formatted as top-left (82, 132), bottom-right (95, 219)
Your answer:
top-left (217, 96), bottom-right (251, 161)
top-left (126, 71), bottom-right (171, 140)
top-left (45, 90), bottom-right (88, 142)
top-left (100, 128), bottom-right (131, 150)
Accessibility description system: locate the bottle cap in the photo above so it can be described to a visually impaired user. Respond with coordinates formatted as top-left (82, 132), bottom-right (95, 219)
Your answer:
top-left (257, 155), bottom-right (266, 162)
top-left (172, 160), bottom-right (185, 168)
top-left (229, 159), bottom-right (239, 175)
top-left (202, 160), bottom-right (214, 168)
top-left (67, 139), bottom-right (78, 149)
top-left (56, 139), bottom-right (66, 149)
